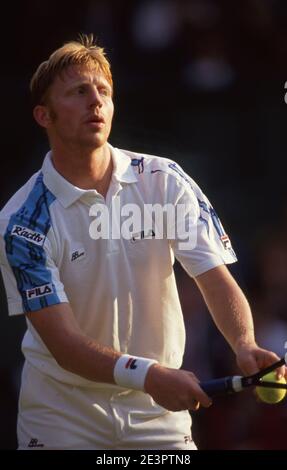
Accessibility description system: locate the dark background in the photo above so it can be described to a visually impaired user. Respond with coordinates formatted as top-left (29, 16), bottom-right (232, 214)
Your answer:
top-left (1, 0), bottom-right (287, 450)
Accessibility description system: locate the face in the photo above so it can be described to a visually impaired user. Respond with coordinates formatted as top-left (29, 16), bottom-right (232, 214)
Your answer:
top-left (34, 65), bottom-right (114, 151)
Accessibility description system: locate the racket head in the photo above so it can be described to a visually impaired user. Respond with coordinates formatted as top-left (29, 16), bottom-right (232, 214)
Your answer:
top-left (242, 357), bottom-right (286, 389)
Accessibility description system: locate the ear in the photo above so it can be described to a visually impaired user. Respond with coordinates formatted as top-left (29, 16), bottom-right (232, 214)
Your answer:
top-left (33, 105), bottom-right (52, 129)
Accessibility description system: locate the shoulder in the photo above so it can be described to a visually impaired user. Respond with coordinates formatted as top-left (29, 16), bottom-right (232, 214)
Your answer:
top-left (1, 172), bottom-right (40, 220)
top-left (120, 148), bottom-right (178, 173)
top-left (118, 147), bottom-right (197, 189)
top-left (0, 170), bottom-right (57, 241)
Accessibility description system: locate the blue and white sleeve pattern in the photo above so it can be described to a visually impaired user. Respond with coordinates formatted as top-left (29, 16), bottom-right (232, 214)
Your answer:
top-left (2, 173), bottom-right (67, 314)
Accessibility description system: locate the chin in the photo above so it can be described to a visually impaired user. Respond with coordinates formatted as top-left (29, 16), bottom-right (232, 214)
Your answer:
top-left (82, 137), bottom-right (107, 150)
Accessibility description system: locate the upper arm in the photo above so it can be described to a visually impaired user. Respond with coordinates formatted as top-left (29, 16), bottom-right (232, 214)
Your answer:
top-left (0, 219), bottom-right (68, 316)
top-left (194, 264), bottom-right (246, 310)
top-left (195, 264), bottom-right (234, 294)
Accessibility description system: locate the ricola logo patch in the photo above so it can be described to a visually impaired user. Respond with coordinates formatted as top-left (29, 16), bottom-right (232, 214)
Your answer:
top-left (11, 225), bottom-right (46, 246)
top-left (26, 284), bottom-right (53, 299)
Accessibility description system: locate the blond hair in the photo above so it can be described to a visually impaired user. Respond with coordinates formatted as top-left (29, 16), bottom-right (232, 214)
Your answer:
top-left (30, 34), bottom-right (113, 106)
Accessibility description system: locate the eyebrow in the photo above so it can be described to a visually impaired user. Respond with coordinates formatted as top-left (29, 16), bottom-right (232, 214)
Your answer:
top-left (68, 79), bottom-right (112, 92)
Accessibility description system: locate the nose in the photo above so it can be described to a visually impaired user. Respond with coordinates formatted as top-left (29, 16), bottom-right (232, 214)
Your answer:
top-left (88, 86), bottom-right (103, 108)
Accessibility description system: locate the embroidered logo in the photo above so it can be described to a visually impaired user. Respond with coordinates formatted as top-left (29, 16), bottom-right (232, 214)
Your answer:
top-left (26, 283), bottom-right (53, 299)
top-left (131, 157), bottom-right (144, 173)
top-left (28, 438), bottom-right (44, 448)
top-left (71, 249), bottom-right (86, 262)
top-left (131, 229), bottom-right (155, 243)
top-left (125, 357), bottom-right (138, 370)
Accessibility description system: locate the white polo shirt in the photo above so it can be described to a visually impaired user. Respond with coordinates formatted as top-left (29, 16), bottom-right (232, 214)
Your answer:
top-left (0, 144), bottom-right (236, 386)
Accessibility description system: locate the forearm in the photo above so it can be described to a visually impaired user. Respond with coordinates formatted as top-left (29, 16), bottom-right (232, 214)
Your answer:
top-left (27, 303), bottom-right (213, 411)
top-left (195, 265), bottom-right (256, 353)
top-left (27, 304), bottom-right (120, 384)
top-left (54, 330), bottom-right (121, 383)
top-left (55, 326), bottom-right (212, 410)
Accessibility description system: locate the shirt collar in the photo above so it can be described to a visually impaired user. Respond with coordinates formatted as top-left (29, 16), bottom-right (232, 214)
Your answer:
top-left (108, 144), bottom-right (138, 184)
top-left (42, 144), bottom-right (138, 208)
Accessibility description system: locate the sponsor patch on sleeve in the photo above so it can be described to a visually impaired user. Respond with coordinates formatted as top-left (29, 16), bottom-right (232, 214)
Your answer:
top-left (11, 225), bottom-right (46, 246)
top-left (26, 283), bottom-right (54, 300)
top-left (220, 234), bottom-right (231, 250)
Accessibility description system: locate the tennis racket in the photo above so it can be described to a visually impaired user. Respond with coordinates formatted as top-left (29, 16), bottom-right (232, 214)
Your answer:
top-left (200, 357), bottom-right (287, 398)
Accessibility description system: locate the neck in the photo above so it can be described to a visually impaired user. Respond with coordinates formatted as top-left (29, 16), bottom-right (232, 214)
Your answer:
top-left (51, 143), bottom-right (113, 197)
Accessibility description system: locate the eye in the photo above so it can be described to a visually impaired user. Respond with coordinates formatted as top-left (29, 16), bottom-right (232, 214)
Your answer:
top-left (77, 86), bottom-right (86, 95)
top-left (99, 87), bottom-right (110, 96)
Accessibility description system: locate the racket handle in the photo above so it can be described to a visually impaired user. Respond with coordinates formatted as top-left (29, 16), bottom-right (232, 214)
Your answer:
top-left (200, 376), bottom-right (243, 397)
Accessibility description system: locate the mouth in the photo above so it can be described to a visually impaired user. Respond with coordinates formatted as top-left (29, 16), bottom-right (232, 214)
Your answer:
top-left (85, 115), bottom-right (105, 125)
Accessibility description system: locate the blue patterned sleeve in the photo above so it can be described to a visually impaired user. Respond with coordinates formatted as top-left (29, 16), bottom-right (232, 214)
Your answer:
top-left (0, 173), bottom-right (68, 314)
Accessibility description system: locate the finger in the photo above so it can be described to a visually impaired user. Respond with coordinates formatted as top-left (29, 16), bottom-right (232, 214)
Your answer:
top-left (257, 352), bottom-right (284, 378)
top-left (194, 385), bottom-right (212, 408)
top-left (276, 365), bottom-right (287, 380)
top-left (258, 351), bottom-right (280, 369)
top-left (189, 399), bottom-right (200, 411)
top-left (240, 350), bottom-right (280, 376)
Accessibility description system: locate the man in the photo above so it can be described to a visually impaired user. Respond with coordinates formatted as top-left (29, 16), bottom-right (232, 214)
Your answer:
top-left (0, 35), bottom-right (284, 450)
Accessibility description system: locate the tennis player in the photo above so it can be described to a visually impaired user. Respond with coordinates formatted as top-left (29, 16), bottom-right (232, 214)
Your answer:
top-left (0, 35), bottom-right (284, 450)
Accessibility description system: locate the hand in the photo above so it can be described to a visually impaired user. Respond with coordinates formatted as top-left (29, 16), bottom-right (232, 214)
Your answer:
top-left (235, 340), bottom-right (286, 379)
top-left (144, 364), bottom-right (212, 412)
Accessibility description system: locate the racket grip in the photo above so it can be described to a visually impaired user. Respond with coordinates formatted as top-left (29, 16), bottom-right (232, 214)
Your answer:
top-left (200, 376), bottom-right (237, 397)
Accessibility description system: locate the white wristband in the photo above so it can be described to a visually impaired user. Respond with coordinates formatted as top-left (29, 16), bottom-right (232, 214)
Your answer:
top-left (114, 354), bottom-right (158, 391)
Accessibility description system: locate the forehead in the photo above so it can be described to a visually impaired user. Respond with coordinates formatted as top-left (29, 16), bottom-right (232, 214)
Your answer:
top-left (53, 65), bottom-right (111, 91)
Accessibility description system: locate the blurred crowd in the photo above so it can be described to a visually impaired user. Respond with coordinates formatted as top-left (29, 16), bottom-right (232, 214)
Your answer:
top-left (1, 0), bottom-right (287, 449)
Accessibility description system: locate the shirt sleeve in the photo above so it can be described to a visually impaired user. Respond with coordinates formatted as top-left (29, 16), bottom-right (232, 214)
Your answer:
top-left (0, 221), bottom-right (68, 316)
top-left (167, 163), bottom-right (237, 277)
